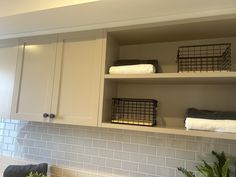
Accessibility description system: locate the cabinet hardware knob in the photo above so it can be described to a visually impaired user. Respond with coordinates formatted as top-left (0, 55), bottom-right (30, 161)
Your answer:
top-left (49, 114), bottom-right (55, 119)
top-left (43, 113), bottom-right (49, 118)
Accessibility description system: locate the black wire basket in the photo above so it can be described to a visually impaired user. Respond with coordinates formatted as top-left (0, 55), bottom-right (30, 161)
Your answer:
top-left (177, 43), bottom-right (231, 72)
top-left (111, 98), bottom-right (157, 126)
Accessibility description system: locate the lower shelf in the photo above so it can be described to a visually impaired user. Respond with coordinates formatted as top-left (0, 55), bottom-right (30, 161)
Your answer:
top-left (101, 122), bottom-right (236, 140)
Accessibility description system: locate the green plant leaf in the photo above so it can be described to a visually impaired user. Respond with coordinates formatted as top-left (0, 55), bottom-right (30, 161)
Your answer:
top-left (212, 151), bottom-right (227, 169)
top-left (213, 161), bottom-right (221, 176)
top-left (222, 159), bottom-right (230, 177)
top-left (196, 160), bottom-right (214, 177)
top-left (196, 165), bottom-right (214, 177)
top-left (212, 151), bottom-right (230, 177)
top-left (177, 167), bottom-right (196, 177)
top-left (203, 160), bottom-right (213, 171)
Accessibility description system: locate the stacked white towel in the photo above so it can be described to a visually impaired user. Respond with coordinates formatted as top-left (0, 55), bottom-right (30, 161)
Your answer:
top-left (185, 117), bottom-right (236, 133)
top-left (109, 64), bottom-right (155, 74)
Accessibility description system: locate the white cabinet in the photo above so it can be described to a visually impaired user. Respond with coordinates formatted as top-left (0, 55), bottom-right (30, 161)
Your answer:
top-left (11, 31), bottom-right (104, 125)
top-left (51, 31), bottom-right (104, 126)
top-left (0, 39), bottom-right (18, 118)
top-left (8, 16), bottom-right (236, 139)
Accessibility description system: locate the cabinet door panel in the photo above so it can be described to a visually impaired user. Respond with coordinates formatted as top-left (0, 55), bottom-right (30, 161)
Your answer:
top-left (11, 35), bottom-right (57, 121)
top-left (52, 31), bottom-right (104, 126)
top-left (0, 40), bottom-right (18, 119)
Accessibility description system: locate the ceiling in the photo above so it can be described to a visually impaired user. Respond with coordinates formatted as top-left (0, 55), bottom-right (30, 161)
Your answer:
top-left (0, 0), bottom-right (99, 17)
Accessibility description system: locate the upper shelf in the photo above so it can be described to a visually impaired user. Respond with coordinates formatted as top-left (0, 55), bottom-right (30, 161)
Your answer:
top-left (105, 72), bottom-right (236, 84)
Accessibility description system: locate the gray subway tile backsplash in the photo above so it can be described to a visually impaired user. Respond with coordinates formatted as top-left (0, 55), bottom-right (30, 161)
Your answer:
top-left (0, 118), bottom-right (236, 177)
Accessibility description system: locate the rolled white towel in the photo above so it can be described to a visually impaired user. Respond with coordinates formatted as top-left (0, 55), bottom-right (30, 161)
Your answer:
top-left (109, 64), bottom-right (156, 74)
top-left (185, 117), bottom-right (236, 133)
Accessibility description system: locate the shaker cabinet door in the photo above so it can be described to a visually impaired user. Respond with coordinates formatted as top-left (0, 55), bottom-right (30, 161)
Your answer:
top-left (11, 35), bottom-right (58, 121)
top-left (51, 31), bottom-right (104, 126)
top-left (0, 39), bottom-right (18, 119)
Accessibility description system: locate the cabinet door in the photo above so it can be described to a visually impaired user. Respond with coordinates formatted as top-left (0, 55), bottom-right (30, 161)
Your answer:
top-left (11, 35), bottom-right (57, 122)
top-left (0, 39), bottom-right (18, 119)
top-left (51, 31), bottom-right (104, 126)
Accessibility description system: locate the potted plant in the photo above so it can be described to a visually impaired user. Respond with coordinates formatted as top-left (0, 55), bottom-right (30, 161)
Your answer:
top-left (26, 172), bottom-right (47, 177)
top-left (178, 151), bottom-right (235, 177)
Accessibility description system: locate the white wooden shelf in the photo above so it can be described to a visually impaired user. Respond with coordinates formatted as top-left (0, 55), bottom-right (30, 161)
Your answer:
top-left (105, 72), bottom-right (236, 84)
top-left (101, 123), bottom-right (236, 140)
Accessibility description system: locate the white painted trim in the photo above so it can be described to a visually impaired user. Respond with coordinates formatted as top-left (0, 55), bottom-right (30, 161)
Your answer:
top-left (0, 7), bottom-right (236, 40)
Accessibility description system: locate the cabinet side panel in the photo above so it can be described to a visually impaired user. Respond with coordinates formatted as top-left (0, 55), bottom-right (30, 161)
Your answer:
top-left (101, 34), bottom-right (120, 123)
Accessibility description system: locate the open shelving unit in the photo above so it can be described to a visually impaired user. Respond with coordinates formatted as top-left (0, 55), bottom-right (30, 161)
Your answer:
top-left (99, 17), bottom-right (236, 140)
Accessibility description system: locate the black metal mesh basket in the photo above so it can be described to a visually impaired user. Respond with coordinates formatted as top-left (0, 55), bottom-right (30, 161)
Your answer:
top-left (111, 98), bottom-right (157, 126)
top-left (177, 43), bottom-right (231, 72)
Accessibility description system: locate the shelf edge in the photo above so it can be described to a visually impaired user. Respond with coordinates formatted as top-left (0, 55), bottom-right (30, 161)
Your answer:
top-left (101, 123), bottom-right (236, 140)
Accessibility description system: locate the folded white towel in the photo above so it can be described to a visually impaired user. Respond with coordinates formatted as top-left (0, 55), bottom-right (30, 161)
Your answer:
top-left (185, 117), bottom-right (236, 133)
top-left (109, 64), bottom-right (156, 74)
